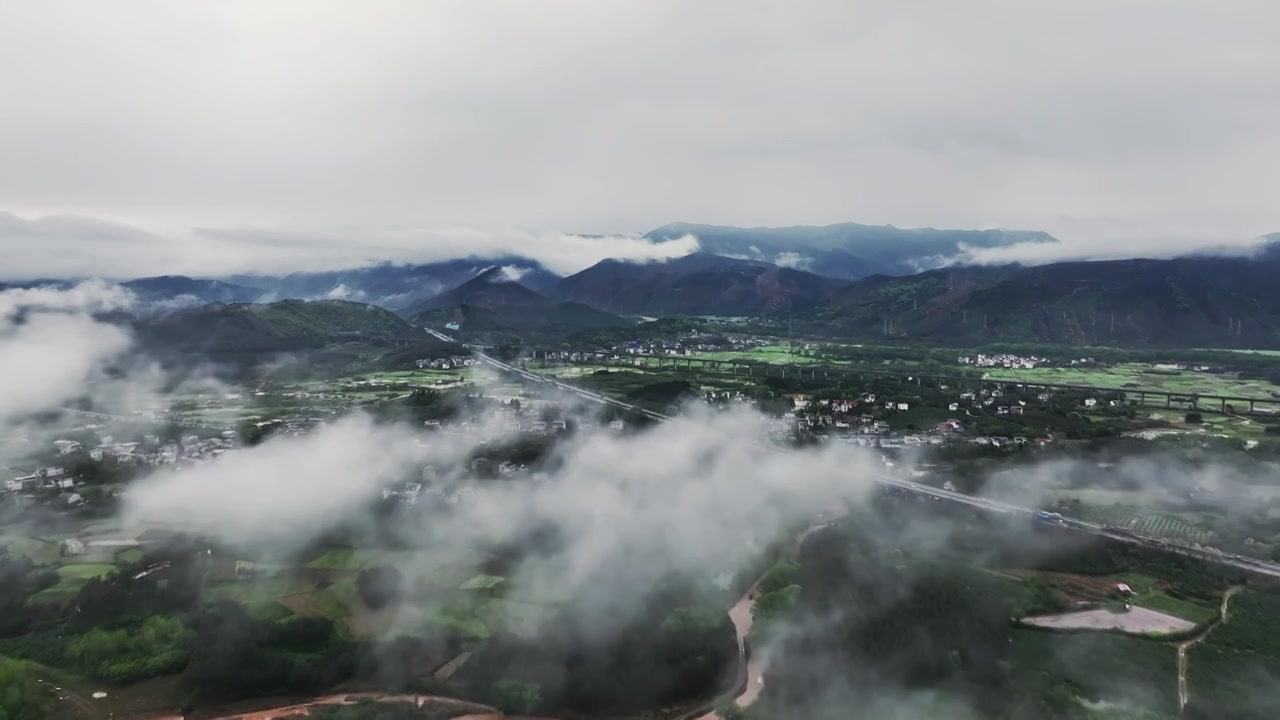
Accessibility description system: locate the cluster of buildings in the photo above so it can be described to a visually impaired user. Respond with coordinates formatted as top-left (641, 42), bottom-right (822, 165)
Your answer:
top-left (4, 430), bottom-right (245, 508)
top-left (4, 466), bottom-right (77, 502)
top-left (422, 409), bottom-right (625, 436)
top-left (416, 356), bottom-right (480, 370)
top-left (541, 350), bottom-right (611, 363)
top-left (604, 334), bottom-right (775, 358)
top-left (84, 431), bottom-right (241, 467)
top-left (704, 390), bottom-right (757, 407)
top-left (958, 353), bottom-right (1048, 369)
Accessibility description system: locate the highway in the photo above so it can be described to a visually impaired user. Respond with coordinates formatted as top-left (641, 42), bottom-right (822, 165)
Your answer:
top-left (422, 326), bottom-right (1280, 580)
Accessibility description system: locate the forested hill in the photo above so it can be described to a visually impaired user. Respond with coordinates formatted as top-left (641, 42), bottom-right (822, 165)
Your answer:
top-left (136, 299), bottom-right (421, 354)
top-left (811, 252), bottom-right (1280, 348)
top-left (552, 252), bottom-right (845, 317)
top-left (407, 266), bottom-right (634, 334)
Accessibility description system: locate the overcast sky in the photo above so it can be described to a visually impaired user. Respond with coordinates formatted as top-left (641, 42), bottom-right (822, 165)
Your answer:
top-left (1, 0), bottom-right (1278, 278)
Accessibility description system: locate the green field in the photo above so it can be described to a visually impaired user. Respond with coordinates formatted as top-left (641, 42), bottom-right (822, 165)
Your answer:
top-left (459, 574), bottom-right (505, 591)
top-left (27, 562), bottom-right (120, 598)
top-left (1071, 505), bottom-right (1215, 545)
top-left (476, 599), bottom-right (555, 638)
top-left (985, 363), bottom-right (1280, 402)
top-left (304, 548), bottom-right (429, 571)
top-left (694, 345), bottom-right (822, 365)
top-left (1136, 592), bottom-right (1218, 624)
top-left (0, 536), bottom-right (63, 565)
top-left (537, 365), bottom-right (768, 398)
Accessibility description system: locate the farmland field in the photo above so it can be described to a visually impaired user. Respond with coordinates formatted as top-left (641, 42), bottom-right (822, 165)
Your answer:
top-left (694, 345), bottom-right (823, 365)
top-left (1135, 593), bottom-right (1218, 625)
top-left (984, 363), bottom-right (1280, 401)
top-left (1072, 505), bottom-right (1214, 545)
top-left (459, 574), bottom-right (504, 591)
top-left (304, 548), bottom-right (430, 572)
top-left (0, 535), bottom-right (62, 564)
top-left (535, 364), bottom-right (770, 398)
top-left (476, 598), bottom-right (556, 638)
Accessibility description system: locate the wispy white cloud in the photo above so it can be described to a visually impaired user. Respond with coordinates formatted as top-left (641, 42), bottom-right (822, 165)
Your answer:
top-left (0, 281), bottom-right (135, 424)
top-left (0, 211), bottom-right (699, 280)
top-left (774, 251), bottom-right (814, 270)
top-left (948, 231), bottom-right (1274, 267)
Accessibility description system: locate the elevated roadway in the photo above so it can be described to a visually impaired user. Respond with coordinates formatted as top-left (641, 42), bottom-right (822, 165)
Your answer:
top-left (422, 326), bottom-right (1280, 579)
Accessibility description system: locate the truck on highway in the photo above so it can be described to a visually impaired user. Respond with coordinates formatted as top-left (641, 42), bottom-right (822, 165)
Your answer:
top-left (1038, 511), bottom-right (1064, 525)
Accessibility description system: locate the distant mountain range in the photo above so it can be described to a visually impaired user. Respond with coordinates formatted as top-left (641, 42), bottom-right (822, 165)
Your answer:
top-left (12, 220), bottom-right (1280, 349)
top-left (197, 223), bottom-right (1055, 302)
top-left (644, 222), bottom-right (1057, 280)
top-left (552, 252), bottom-right (845, 316)
top-left (408, 267), bottom-right (633, 334)
top-left (121, 275), bottom-right (266, 306)
top-left (223, 258), bottom-right (560, 308)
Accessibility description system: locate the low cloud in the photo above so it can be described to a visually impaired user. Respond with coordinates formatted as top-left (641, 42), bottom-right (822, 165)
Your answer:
top-left (0, 280), bottom-right (136, 424)
top-left (0, 210), bottom-right (700, 281)
top-left (774, 251), bottom-right (814, 270)
top-left (0, 278), bottom-right (135, 319)
top-left (496, 265), bottom-right (531, 282)
top-left (122, 415), bottom-right (439, 547)
top-left (121, 405), bottom-right (878, 622)
top-left (949, 232), bottom-right (1275, 267)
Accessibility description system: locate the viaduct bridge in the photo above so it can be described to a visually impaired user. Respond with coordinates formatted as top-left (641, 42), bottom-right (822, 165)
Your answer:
top-left (527, 350), bottom-right (1280, 416)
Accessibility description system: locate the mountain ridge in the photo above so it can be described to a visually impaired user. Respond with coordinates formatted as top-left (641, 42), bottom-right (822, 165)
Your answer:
top-left (136, 298), bottom-right (420, 354)
top-left (552, 252), bottom-right (846, 317)
top-left (811, 253), bottom-right (1280, 348)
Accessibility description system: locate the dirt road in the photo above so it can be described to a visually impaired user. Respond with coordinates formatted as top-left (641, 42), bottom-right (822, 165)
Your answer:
top-left (692, 517), bottom-right (841, 720)
top-left (1177, 586), bottom-right (1242, 710)
top-left (692, 583), bottom-right (764, 720)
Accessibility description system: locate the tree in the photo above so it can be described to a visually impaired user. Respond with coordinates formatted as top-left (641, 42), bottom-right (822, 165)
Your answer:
top-left (0, 658), bottom-right (48, 720)
top-left (492, 679), bottom-right (542, 714)
top-left (239, 420), bottom-right (282, 446)
top-left (356, 566), bottom-right (405, 610)
top-left (715, 698), bottom-right (744, 720)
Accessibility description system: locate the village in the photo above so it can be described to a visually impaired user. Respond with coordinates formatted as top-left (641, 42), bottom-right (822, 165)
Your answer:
top-left (2, 427), bottom-right (243, 510)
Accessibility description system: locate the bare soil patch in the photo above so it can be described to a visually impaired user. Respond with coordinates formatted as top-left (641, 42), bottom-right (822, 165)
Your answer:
top-left (1023, 607), bottom-right (1195, 635)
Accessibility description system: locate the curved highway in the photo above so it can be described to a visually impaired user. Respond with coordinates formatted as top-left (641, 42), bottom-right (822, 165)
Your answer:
top-left (424, 326), bottom-right (1280, 581)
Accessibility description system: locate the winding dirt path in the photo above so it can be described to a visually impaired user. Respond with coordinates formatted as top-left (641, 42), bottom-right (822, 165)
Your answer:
top-left (691, 515), bottom-right (841, 720)
top-left (1177, 586), bottom-right (1242, 711)
top-left (692, 583), bottom-right (763, 720)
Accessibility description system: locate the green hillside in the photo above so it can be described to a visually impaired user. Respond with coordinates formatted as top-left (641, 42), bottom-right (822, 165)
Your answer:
top-left (139, 299), bottom-right (421, 354)
top-left (412, 301), bottom-right (632, 336)
top-left (812, 255), bottom-right (1280, 349)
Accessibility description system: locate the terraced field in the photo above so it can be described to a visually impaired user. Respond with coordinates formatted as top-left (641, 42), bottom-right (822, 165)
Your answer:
top-left (985, 364), bottom-right (1280, 401)
top-left (1076, 505), bottom-right (1214, 545)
